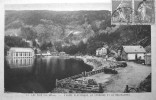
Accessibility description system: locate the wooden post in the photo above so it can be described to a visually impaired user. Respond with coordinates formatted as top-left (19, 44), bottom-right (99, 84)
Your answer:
top-left (99, 83), bottom-right (104, 93)
top-left (84, 71), bottom-right (86, 77)
top-left (85, 71), bottom-right (87, 77)
top-left (124, 85), bottom-right (129, 93)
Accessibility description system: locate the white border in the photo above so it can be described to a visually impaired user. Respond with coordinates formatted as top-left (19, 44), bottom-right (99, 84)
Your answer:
top-left (1, 0), bottom-right (156, 100)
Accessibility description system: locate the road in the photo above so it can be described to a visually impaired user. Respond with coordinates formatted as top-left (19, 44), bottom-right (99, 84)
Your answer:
top-left (104, 62), bottom-right (151, 93)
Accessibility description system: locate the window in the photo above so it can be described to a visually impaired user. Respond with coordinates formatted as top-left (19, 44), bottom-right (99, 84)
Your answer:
top-left (16, 59), bottom-right (18, 64)
top-left (20, 59), bottom-right (22, 65)
top-left (29, 59), bottom-right (30, 64)
top-left (16, 52), bottom-right (18, 56)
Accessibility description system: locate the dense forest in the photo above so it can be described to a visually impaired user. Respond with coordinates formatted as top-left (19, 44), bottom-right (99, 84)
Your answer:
top-left (5, 10), bottom-right (151, 55)
top-left (4, 36), bottom-right (29, 55)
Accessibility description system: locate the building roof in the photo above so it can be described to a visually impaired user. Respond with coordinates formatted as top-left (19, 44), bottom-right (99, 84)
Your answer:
top-left (96, 47), bottom-right (106, 51)
top-left (9, 47), bottom-right (34, 52)
top-left (145, 53), bottom-right (151, 56)
top-left (123, 45), bottom-right (146, 53)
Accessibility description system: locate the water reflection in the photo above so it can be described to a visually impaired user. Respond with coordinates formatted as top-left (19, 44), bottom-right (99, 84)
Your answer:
top-left (7, 57), bottom-right (34, 68)
top-left (5, 57), bottom-right (92, 93)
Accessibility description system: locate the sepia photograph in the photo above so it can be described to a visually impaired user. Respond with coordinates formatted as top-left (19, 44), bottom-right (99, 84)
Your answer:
top-left (4, 3), bottom-right (152, 94)
top-left (134, 0), bottom-right (155, 24)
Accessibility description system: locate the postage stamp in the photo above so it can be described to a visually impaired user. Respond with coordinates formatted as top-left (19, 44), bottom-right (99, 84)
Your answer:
top-left (111, 0), bottom-right (133, 25)
top-left (111, 0), bottom-right (155, 25)
top-left (134, 0), bottom-right (155, 24)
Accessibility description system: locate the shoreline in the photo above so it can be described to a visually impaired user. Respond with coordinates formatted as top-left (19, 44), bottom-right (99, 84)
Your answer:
top-left (52, 55), bottom-right (120, 93)
top-left (73, 55), bottom-right (104, 70)
top-left (73, 55), bottom-right (120, 70)
top-left (53, 55), bottom-right (151, 93)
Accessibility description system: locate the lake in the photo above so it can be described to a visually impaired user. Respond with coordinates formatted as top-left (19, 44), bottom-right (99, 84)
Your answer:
top-left (4, 56), bottom-right (92, 93)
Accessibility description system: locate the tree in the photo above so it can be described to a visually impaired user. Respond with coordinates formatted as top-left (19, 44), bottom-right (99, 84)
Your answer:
top-left (77, 41), bottom-right (87, 54)
top-left (4, 44), bottom-right (10, 56)
top-left (123, 25), bottom-right (151, 43)
top-left (21, 27), bottom-right (37, 40)
top-left (5, 36), bottom-right (29, 47)
top-left (86, 41), bottom-right (105, 55)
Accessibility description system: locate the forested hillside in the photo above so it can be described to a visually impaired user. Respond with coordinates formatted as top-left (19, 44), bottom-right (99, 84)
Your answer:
top-left (5, 10), bottom-right (151, 55)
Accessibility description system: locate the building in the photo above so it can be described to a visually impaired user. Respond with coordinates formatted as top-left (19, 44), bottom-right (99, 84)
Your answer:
top-left (96, 47), bottom-right (107, 57)
top-left (145, 53), bottom-right (151, 65)
top-left (33, 47), bottom-right (41, 54)
top-left (7, 47), bottom-right (35, 58)
top-left (59, 52), bottom-right (69, 56)
top-left (121, 45), bottom-right (146, 60)
top-left (51, 52), bottom-right (59, 56)
top-left (41, 50), bottom-right (51, 56)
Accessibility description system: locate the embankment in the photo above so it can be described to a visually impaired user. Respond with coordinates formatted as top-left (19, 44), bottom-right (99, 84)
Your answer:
top-left (74, 55), bottom-right (122, 70)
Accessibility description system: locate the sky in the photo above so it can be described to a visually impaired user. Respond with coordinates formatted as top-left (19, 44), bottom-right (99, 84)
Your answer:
top-left (5, 3), bottom-right (111, 11)
top-left (3, 0), bottom-right (111, 4)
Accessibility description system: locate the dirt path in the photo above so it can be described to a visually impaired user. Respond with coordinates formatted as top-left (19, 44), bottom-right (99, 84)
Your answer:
top-left (104, 62), bottom-right (151, 93)
top-left (70, 56), bottom-right (151, 93)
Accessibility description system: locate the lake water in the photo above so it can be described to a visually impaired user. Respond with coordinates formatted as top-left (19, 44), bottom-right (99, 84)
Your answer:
top-left (4, 56), bottom-right (92, 93)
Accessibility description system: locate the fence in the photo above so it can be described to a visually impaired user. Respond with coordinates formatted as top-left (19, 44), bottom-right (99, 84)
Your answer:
top-left (85, 68), bottom-right (105, 77)
top-left (124, 85), bottom-right (138, 93)
top-left (56, 67), bottom-right (106, 87)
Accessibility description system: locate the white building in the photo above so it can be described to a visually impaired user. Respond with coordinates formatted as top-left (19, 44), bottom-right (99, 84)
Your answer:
top-left (59, 52), bottom-right (69, 56)
top-left (41, 50), bottom-right (51, 56)
top-left (96, 47), bottom-right (107, 56)
top-left (7, 47), bottom-right (35, 58)
top-left (145, 53), bottom-right (151, 65)
top-left (121, 45), bottom-right (146, 60)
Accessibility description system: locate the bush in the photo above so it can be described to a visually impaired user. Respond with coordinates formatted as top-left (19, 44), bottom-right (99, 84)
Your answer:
top-left (88, 79), bottom-right (98, 85)
top-left (139, 73), bottom-right (151, 92)
top-left (118, 61), bottom-right (127, 67)
top-left (104, 68), bottom-right (118, 74)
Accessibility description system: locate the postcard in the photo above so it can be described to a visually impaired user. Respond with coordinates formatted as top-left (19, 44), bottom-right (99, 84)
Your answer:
top-left (0, 0), bottom-right (156, 100)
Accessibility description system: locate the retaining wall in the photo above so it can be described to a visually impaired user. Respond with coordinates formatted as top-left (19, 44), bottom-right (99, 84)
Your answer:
top-left (56, 67), bottom-right (106, 86)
